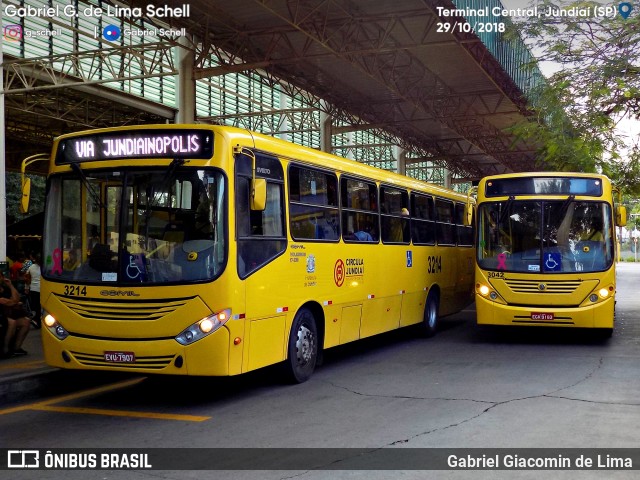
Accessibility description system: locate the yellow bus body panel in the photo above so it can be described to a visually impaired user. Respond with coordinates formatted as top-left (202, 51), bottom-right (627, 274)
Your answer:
top-left (476, 293), bottom-right (614, 328)
top-left (42, 325), bottom-right (232, 376)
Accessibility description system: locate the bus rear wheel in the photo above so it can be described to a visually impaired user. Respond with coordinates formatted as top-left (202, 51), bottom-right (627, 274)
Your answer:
top-left (421, 290), bottom-right (440, 338)
top-left (284, 308), bottom-right (318, 383)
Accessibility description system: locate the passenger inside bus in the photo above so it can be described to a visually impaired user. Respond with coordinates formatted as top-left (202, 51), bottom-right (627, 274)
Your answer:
top-left (488, 211), bottom-right (511, 254)
top-left (192, 194), bottom-right (214, 239)
top-left (580, 217), bottom-right (604, 242)
top-left (63, 249), bottom-right (80, 271)
top-left (354, 223), bottom-right (375, 241)
top-left (390, 207), bottom-right (410, 242)
top-left (88, 226), bottom-right (100, 251)
top-left (574, 217), bottom-right (606, 270)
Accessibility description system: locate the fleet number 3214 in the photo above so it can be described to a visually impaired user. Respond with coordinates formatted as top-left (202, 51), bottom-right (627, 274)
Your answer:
top-left (428, 255), bottom-right (442, 274)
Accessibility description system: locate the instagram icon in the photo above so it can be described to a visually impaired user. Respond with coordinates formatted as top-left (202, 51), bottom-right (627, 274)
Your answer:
top-left (3, 24), bottom-right (23, 41)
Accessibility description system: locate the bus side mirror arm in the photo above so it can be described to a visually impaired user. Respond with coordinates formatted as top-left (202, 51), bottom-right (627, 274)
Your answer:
top-left (20, 153), bottom-right (49, 214)
top-left (233, 145), bottom-right (267, 211)
top-left (464, 186), bottom-right (477, 226)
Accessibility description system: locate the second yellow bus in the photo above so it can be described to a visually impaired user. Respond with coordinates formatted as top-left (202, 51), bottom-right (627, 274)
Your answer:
top-left (471, 172), bottom-right (626, 336)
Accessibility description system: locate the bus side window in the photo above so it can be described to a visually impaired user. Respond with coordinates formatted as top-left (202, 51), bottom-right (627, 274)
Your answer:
top-left (288, 165), bottom-right (339, 241)
top-left (341, 177), bottom-right (379, 243)
top-left (411, 194), bottom-right (435, 245)
top-left (235, 155), bottom-right (286, 278)
top-left (380, 186), bottom-right (409, 244)
top-left (435, 199), bottom-right (455, 245)
top-left (455, 203), bottom-right (473, 246)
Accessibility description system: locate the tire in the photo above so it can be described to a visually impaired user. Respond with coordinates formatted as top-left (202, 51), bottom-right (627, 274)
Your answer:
top-left (421, 290), bottom-right (440, 338)
top-left (284, 308), bottom-right (318, 383)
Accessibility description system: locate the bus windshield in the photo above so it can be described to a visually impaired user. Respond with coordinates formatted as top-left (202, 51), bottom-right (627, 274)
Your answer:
top-left (42, 168), bottom-right (226, 285)
top-left (477, 200), bottom-right (613, 273)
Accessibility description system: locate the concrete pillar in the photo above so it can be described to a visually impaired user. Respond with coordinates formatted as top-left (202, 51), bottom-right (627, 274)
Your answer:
top-left (319, 103), bottom-right (332, 153)
top-left (175, 35), bottom-right (195, 124)
top-left (443, 168), bottom-right (452, 189)
top-left (346, 131), bottom-right (354, 160)
top-left (395, 146), bottom-right (406, 176)
top-left (279, 91), bottom-right (289, 141)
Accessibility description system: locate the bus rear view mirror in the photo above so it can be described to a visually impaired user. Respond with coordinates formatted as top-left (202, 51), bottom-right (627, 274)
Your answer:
top-left (19, 153), bottom-right (49, 214)
top-left (20, 177), bottom-right (31, 214)
top-left (464, 186), bottom-right (477, 226)
top-left (464, 203), bottom-right (473, 226)
top-left (616, 205), bottom-right (627, 227)
top-left (251, 178), bottom-right (267, 211)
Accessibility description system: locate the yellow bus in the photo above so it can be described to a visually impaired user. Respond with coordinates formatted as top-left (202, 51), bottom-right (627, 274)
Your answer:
top-left (34, 125), bottom-right (474, 382)
top-left (471, 172), bottom-right (626, 336)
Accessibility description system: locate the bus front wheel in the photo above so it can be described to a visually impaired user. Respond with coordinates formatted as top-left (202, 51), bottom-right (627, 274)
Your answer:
top-left (284, 308), bottom-right (318, 383)
top-left (421, 290), bottom-right (440, 338)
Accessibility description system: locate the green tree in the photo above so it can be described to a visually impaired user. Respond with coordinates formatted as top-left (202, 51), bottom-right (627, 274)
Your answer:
top-left (508, 0), bottom-right (640, 194)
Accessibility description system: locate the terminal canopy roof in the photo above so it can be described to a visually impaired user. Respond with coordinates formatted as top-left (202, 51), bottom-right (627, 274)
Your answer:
top-left (147, 0), bottom-right (538, 178)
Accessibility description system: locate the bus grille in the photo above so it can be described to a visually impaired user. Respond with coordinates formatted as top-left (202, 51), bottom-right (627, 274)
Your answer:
top-left (55, 295), bottom-right (194, 321)
top-left (70, 351), bottom-right (175, 369)
top-left (503, 279), bottom-right (582, 294)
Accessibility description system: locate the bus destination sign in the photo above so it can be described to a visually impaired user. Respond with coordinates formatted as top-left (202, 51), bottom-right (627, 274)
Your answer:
top-left (485, 176), bottom-right (603, 197)
top-left (56, 129), bottom-right (214, 163)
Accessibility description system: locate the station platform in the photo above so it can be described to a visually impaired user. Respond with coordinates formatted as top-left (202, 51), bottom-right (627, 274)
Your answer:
top-left (0, 328), bottom-right (57, 402)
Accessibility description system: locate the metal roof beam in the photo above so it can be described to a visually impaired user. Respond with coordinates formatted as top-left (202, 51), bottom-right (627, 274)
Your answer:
top-left (242, 0), bottom-right (525, 174)
top-left (3, 43), bottom-right (177, 94)
top-left (194, 61), bottom-right (272, 79)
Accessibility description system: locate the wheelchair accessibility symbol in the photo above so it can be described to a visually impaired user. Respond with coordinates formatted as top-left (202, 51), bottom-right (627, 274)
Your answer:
top-left (544, 252), bottom-right (561, 272)
top-left (125, 253), bottom-right (147, 281)
top-left (127, 256), bottom-right (142, 279)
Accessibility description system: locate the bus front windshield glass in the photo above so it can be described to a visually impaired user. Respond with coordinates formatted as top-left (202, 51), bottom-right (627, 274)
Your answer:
top-left (477, 200), bottom-right (613, 273)
top-left (43, 168), bottom-right (226, 285)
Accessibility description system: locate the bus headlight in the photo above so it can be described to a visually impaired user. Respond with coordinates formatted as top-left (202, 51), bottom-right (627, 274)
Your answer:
top-left (43, 311), bottom-right (69, 340)
top-left (175, 308), bottom-right (231, 345)
top-left (477, 284), bottom-right (490, 296)
top-left (589, 287), bottom-right (612, 303)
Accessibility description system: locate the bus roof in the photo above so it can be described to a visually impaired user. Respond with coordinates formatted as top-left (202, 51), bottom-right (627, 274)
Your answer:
top-left (477, 172), bottom-right (612, 199)
top-left (479, 171), bottom-right (611, 182)
top-left (52, 124), bottom-right (469, 202)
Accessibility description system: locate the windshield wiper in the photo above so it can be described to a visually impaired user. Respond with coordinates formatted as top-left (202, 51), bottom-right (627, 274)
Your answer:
top-left (498, 196), bottom-right (515, 225)
top-left (146, 158), bottom-right (186, 213)
top-left (70, 163), bottom-right (106, 209)
top-left (559, 194), bottom-right (576, 217)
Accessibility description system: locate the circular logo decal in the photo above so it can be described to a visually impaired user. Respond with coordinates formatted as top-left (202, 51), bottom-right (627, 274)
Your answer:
top-left (334, 259), bottom-right (345, 287)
